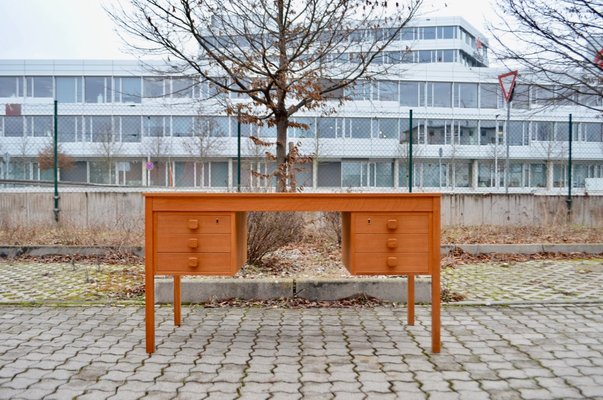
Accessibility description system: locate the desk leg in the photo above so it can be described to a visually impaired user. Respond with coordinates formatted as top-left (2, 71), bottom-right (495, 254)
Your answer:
top-left (174, 275), bottom-right (181, 327)
top-left (407, 274), bottom-right (415, 326)
top-left (145, 271), bottom-right (155, 354)
top-left (432, 269), bottom-right (441, 353)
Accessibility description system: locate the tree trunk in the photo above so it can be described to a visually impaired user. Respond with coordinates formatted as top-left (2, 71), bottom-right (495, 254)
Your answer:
top-left (275, 115), bottom-right (288, 192)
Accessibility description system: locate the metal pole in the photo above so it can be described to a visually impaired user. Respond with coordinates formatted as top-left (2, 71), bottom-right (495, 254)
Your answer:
top-left (567, 113), bottom-right (573, 218)
top-left (53, 100), bottom-right (60, 222)
top-left (408, 109), bottom-right (413, 193)
top-left (505, 101), bottom-right (511, 194)
top-left (237, 111), bottom-right (241, 192)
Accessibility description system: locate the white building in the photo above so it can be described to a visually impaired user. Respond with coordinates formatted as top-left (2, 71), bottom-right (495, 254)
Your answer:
top-left (0, 17), bottom-right (601, 192)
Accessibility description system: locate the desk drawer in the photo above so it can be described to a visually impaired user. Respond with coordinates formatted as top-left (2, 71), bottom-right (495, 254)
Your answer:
top-left (353, 213), bottom-right (429, 234)
top-left (156, 234), bottom-right (231, 253)
top-left (352, 253), bottom-right (429, 275)
top-left (155, 253), bottom-right (234, 275)
top-left (156, 213), bottom-right (232, 234)
top-left (354, 233), bottom-right (428, 253)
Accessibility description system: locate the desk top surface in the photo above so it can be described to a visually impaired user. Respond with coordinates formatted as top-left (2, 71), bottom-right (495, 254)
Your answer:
top-left (144, 192), bottom-right (441, 212)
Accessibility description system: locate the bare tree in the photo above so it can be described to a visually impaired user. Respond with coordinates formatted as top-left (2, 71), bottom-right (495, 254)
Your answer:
top-left (107, 0), bottom-right (423, 191)
top-left (489, 0), bottom-right (603, 112)
top-left (94, 129), bottom-right (124, 185)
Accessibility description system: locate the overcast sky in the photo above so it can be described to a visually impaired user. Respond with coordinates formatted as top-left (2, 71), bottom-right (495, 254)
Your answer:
top-left (0, 0), bottom-right (498, 59)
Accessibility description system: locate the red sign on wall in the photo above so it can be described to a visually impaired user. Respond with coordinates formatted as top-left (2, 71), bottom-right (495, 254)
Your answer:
top-left (5, 104), bottom-right (21, 116)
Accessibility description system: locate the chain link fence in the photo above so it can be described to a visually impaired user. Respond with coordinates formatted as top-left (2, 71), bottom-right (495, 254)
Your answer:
top-left (1, 100), bottom-right (602, 194)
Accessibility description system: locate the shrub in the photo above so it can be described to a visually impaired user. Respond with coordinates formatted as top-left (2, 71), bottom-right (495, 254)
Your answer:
top-left (246, 211), bottom-right (304, 265)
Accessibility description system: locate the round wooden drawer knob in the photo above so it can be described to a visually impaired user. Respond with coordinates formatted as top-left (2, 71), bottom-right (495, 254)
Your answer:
top-left (188, 257), bottom-right (198, 268)
top-left (387, 219), bottom-right (398, 230)
top-left (387, 238), bottom-right (398, 249)
top-left (187, 219), bottom-right (199, 230)
top-left (387, 257), bottom-right (398, 267)
top-left (188, 238), bottom-right (199, 249)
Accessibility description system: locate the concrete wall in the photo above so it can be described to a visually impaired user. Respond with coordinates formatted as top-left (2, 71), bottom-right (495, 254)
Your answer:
top-left (0, 192), bottom-right (601, 229)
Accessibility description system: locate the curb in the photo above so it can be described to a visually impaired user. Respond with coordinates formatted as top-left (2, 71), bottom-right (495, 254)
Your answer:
top-left (154, 277), bottom-right (432, 304)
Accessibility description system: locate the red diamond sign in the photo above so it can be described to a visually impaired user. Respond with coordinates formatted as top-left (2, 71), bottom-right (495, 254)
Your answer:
top-left (498, 70), bottom-right (518, 103)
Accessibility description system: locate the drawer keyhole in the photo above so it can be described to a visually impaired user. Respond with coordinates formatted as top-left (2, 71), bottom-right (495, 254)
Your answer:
top-left (216, 218), bottom-right (220, 224)
top-left (367, 218), bottom-right (371, 224)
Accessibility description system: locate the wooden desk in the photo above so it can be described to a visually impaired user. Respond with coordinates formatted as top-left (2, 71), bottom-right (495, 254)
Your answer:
top-left (144, 193), bottom-right (441, 353)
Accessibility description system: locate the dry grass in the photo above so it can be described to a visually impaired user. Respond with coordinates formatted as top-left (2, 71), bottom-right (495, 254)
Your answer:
top-left (0, 221), bottom-right (600, 248)
top-left (441, 225), bottom-right (603, 244)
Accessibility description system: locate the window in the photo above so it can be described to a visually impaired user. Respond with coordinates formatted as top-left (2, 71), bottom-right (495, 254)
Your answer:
top-left (0, 77), bottom-right (20, 97)
top-left (32, 116), bottom-right (53, 137)
top-left (583, 123), bottom-right (603, 142)
top-left (427, 82), bottom-right (452, 107)
top-left (458, 120), bottom-right (478, 145)
top-left (347, 118), bottom-right (371, 138)
top-left (342, 161), bottom-right (393, 187)
top-left (289, 117), bottom-right (315, 138)
top-left (508, 121), bottom-right (528, 145)
top-left (258, 123), bottom-right (276, 138)
top-left (426, 119), bottom-right (447, 144)
top-left (56, 77), bottom-right (81, 103)
top-left (377, 81), bottom-right (398, 101)
top-left (61, 161), bottom-right (87, 183)
top-left (456, 83), bottom-right (478, 108)
top-left (480, 83), bottom-right (499, 109)
top-left (372, 118), bottom-right (398, 139)
top-left (452, 163), bottom-right (471, 187)
top-left (478, 162), bottom-right (493, 187)
top-left (144, 116), bottom-right (165, 137)
top-left (418, 50), bottom-right (431, 63)
top-left (437, 26), bottom-right (456, 39)
top-left (114, 77), bottom-right (141, 103)
top-left (209, 162), bottom-right (229, 187)
top-left (4, 116), bottom-right (24, 137)
top-left (511, 84), bottom-right (530, 109)
top-left (119, 116), bottom-right (142, 142)
top-left (438, 50), bottom-right (455, 63)
top-left (171, 78), bottom-right (194, 98)
top-left (87, 116), bottom-right (113, 142)
top-left (57, 116), bottom-right (78, 142)
top-left (208, 116), bottom-right (230, 137)
top-left (480, 120), bottom-right (498, 145)
top-left (89, 161), bottom-right (114, 185)
top-left (345, 81), bottom-right (370, 100)
top-left (508, 163), bottom-right (525, 187)
top-left (172, 117), bottom-right (193, 137)
top-left (174, 162), bottom-right (195, 186)
top-left (143, 77), bottom-right (165, 98)
top-left (532, 121), bottom-right (554, 141)
top-left (26, 76), bottom-right (53, 98)
top-left (401, 27), bottom-right (416, 41)
top-left (529, 164), bottom-right (547, 188)
top-left (421, 27), bottom-right (436, 40)
top-left (317, 162), bottom-right (341, 187)
top-left (400, 82), bottom-right (420, 107)
top-left (85, 77), bottom-right (111, 103)
top-left (317, 118), bottom-right (342, 138)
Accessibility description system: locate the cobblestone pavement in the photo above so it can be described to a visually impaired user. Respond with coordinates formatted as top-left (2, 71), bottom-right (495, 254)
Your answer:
top-left (0, 304), bottom-right (602, 399)
top-left (441, 259), bottom-right (603, 303)
top-left (1, 258), bottom-right (603, 304)
top-left (0, 262), bottom-right (144, 303)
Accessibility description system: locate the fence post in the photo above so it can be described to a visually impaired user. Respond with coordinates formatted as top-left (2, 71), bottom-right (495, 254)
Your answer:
top-left (408, 109), bottom-right (413, 193)
top-left (566, 113), bottom-right (573, 220)
top-left (53, 100), bottom-right (60, 222)
top-left (237, 110), bottom-right (241, 192)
